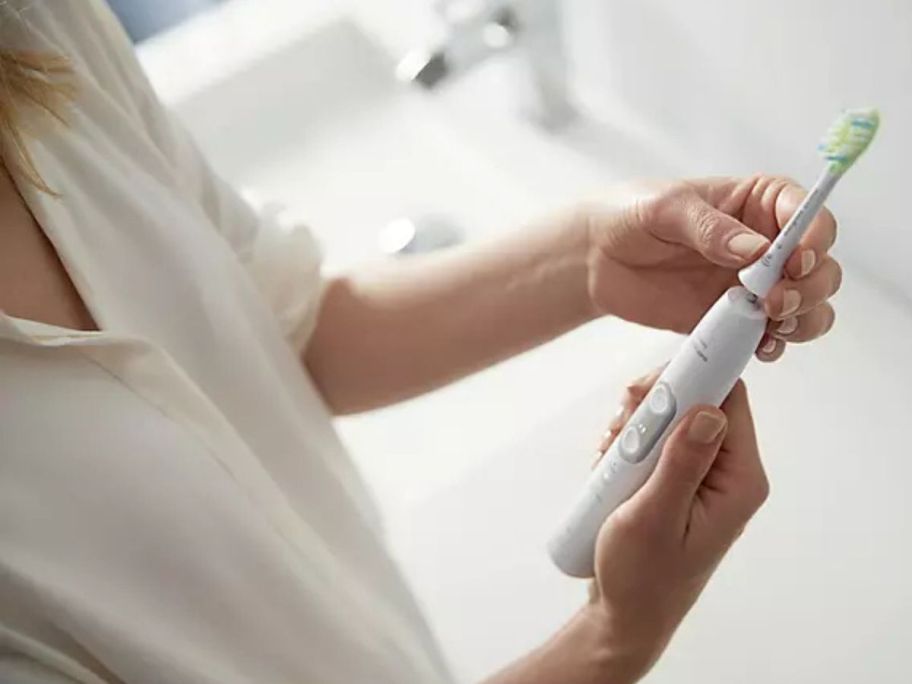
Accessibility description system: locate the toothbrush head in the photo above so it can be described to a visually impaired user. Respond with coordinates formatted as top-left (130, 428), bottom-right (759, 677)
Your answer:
top-left (818, 108), bottom-right (880, 175)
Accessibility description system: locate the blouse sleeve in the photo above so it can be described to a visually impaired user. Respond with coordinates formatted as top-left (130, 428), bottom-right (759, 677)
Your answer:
top-left (47, 0), bottom-right (327, 349)
top-left (169, 145), bottom-right (327, 351)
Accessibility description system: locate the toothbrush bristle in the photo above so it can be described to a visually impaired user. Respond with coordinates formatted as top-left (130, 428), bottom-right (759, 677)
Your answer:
top-left (818, 108), bottom-right (880, 174)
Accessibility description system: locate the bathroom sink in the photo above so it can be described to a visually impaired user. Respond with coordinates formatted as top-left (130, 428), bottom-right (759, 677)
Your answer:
top-left (141, 10), bottom-right (609, 272)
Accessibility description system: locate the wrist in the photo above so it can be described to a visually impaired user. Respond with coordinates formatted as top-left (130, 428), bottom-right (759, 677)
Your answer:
top-left (565, 202), bottom-right (629, 321)
top-left (483, 604), bottom-right (655, 684)
top-left (554, 206), bottom-right (605, 324)
top-left (572, 603), bottom-right (656, 684)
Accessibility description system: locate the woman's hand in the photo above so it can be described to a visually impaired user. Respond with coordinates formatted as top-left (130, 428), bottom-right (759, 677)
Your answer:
top-left (484, 373), bottom-right (766, 684)
top-left (309, 174), bottom-right (840, 413)
top-left (587, 370), bottom-right (768, 682)
top-left (580, 175), bottom-right (841, 361)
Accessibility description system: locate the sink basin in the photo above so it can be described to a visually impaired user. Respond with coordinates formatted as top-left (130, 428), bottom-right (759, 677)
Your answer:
top-left (145, 14), bottom-right (610, 272)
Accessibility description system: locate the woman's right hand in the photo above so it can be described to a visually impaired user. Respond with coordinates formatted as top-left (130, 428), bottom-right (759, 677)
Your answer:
top-left (588, 371), bottom-right (770, 683)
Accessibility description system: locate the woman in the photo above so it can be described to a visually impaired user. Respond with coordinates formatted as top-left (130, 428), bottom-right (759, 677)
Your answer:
top-left (0, 2), bottom-right (841, 683)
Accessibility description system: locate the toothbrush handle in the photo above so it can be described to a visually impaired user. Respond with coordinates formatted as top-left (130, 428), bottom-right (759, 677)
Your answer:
top-left (548, 287), bottom-right (767, 578)
top-left (738, 169), bottom-right (840, 298)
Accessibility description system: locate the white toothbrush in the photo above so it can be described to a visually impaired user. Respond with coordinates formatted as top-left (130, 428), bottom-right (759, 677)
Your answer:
top-left (548, 108), bottom-right (880, 578)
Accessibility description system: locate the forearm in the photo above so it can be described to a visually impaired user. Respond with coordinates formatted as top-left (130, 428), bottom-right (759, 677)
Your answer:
top-left (482, 606), bottom-right (645, 684)
top-left (305, 214), bottom-right (596, 414)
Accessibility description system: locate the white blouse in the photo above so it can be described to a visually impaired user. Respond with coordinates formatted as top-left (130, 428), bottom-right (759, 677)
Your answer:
top-left (0, 2), bottom-right (452, 683)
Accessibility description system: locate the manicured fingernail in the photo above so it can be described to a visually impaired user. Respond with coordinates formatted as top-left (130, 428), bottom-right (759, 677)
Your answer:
top-left (799, 250), bottom-right (816, 277)
top-left (591, 450), bottom-right (605, 468)
top-left (688, 410), bottom-right (726, 444)
top-left (780, 289), bottom-right (801, 317)
top-left (761, 337), bottom-right (777, 354)
top-left (776, 317), bottom-right (799, 337)
top-left (727, 233), bottom-right (769, 261)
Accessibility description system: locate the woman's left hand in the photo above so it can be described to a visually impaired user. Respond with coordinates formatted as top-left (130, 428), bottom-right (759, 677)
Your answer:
top-left (579, 175), bottom-right (842, 361)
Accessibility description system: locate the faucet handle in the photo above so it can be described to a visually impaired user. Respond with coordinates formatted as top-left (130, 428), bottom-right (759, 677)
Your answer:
top-left (402, 0), bottom-right (575, 129)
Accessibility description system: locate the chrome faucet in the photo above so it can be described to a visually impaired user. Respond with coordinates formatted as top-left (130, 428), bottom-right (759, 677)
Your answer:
top-left (397, 0), bottom-right (576, 129)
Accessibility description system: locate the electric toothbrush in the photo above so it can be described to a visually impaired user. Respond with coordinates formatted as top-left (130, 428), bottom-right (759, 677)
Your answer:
top-left (548, 108), bottom-right (880, 578)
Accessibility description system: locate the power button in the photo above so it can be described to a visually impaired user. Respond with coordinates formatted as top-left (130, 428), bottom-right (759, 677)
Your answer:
top-left (649, 384), bottom-right (673, 415)
top-left (620, 426), bottom-right (641, 457)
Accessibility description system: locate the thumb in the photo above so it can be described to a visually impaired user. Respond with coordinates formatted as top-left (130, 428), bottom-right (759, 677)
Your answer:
top-left (674, 197), bottom-right (769, 267)
top-left (634, 407), bottom-right (728, 522)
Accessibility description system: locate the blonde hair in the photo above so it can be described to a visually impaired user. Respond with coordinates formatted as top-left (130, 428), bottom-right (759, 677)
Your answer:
top-left (0, 49), bottom-right (73, 194)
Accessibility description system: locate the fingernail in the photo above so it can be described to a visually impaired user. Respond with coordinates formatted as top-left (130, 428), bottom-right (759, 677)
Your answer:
top-left (780, 289), bottom-right (801, 317)
top-left (591, 450), bottom-right (605, 469)
top-left (776, 317), bottom-right (799, 337)
top-left (799, 250), bottom-right (816, 277)
top-left (825, 308), bottom-right (837, 334)
top-left (761, 337), bottom-right (778, 354)
top-left (688, 410), bottom-right (726, 444)
top-left (609, 405), bottom-right (625, 432)
top-left (727, 233), bottom-right (769, 261)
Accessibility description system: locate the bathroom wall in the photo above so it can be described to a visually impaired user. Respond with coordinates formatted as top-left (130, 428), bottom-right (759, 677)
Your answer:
top-left (561, 0), bottom-right (911, 303)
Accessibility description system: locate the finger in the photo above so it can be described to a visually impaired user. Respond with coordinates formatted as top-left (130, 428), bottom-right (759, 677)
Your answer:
top-left (775, 184), bottom-right (838, 280)
top-left (754, 334), bottom-right (785, 363)
top-left (785, 247), bottom-right (818, 281)
top-left (713, 382), bottom-right (769, 518)
top-left (621, 372), bottom-right (654, 407)
top-left (587, 579), bottom-right (600, 604)
top-left (720, 382), bottom-right (755, 453)
top-left (595, 409), bottom-right (625, 463)
top-left (633, 406), bottom-right (727, 525)
top-left (764, 257), bottom-right (842, 320)
top-left (596, 368), bottom-right (664, 456)
top-left (654, 193), bottom-right (770, 268)
top-left (768, 303), bottom-right (836, 343)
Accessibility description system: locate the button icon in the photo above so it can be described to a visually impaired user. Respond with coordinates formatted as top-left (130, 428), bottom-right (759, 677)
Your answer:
top-left (649, 384), bottom-right (673, 415)
top-left (620, 426), bottom-right (641, 463)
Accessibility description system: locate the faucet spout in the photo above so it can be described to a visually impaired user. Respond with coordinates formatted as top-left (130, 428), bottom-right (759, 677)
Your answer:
top-left (397, 0), bottom-right (576, 129)
top-left (397, 50), bottom-right (451, 89)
